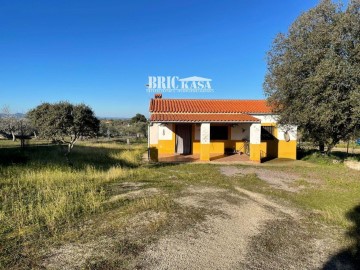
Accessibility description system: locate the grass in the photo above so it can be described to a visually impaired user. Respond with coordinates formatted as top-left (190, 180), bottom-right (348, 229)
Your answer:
top-left (335, 141), bottom-right (360, 149)
top-left (1, 140), bottom-right (360, 269)
top-left (0, 141), bottom-right (146, 268)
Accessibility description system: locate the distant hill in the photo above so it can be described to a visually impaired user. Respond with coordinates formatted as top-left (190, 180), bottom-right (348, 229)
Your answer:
top-left (98, 117), bottom-right (130, 120)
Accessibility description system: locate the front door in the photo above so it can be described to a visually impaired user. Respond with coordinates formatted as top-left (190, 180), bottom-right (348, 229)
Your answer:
top-left (175, 124), bottom-right (192, 154)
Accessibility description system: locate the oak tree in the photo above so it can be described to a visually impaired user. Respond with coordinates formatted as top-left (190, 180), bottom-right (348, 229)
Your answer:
top-left (264, 0), bottom-right (360, 152)
top-left (28, 102), bottom-right (100, 154)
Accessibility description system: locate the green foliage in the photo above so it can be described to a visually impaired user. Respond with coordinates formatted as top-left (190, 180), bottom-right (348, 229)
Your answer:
top-left (100, 115), bottom-right (148, 139)
top-left (27, 102), bottom-right (100, 153)
top-left (131, 113), bottom-right (147, 123)
top-left (265, 0), bottom-right (360, 152)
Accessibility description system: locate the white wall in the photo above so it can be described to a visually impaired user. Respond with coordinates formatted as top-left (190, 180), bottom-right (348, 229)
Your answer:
top-left (200, 123), bottom-right (210, 144)
top-left (277, 125), bottom-right (297, 141)
top-left (251, 114), bottom-right (278, 124)
top-left (250, 123), bottom-right (261, 144)
top-left (149, 123), bottom-right (159, 144)
top-left (230, 124), bottom-right (250, 140)
top-left (158, 123), bottom-right (173, 140)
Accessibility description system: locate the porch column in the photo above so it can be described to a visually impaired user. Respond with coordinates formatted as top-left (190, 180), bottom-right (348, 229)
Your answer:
top-left (200, 123), bottom-right (210, 161)
top-left (250, 123), bottom-right (261, 162)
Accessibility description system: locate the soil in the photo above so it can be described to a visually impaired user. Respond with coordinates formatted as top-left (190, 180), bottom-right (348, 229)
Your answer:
top-left (220, 165), bottom-right (317, 192)
top-left (344, 160), bottom-right (360, 171)
top-left (139, 184), bottom-right (337, 270)
top-left (42, 169), bottom-right (344, 270)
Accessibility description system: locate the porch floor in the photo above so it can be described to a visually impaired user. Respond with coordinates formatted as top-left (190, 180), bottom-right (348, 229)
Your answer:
top-left (157, 153), bottom-right (251, 163)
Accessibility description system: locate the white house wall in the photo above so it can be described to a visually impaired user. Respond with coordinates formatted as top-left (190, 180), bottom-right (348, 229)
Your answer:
top-left (158, 123), bottom-right (173, 140)
top-left (149, 123), bottom-right (159, 144)
top-left (250, 123), bottom-right (261, 144)
top-left (251, 114), bottom-right (278, 124)
top-left (277, 125), bottom-right (297, 141)
top-left (200, 123), bottom-right (210, 144)
top-left (231, 124), bottom-right (250, 140)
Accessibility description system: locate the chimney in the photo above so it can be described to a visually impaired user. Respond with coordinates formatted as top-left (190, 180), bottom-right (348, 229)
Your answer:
top-left (154, 93), bottom-right (162, 99)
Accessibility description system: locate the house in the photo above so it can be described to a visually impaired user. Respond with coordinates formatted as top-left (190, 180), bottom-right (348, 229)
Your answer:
top-left (148, 94), bottom-right (297, 162)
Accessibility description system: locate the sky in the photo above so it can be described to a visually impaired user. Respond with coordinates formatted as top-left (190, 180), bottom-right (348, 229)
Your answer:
top-left (0, 0), bottom-right (332, 118)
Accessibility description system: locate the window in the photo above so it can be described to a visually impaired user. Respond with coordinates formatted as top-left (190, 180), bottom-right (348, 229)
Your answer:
top-left (210, 126), bottom-right (228, 140)
top-left (261, 126), bottom-right (275, 140)
top-left (262, 126), bottom-right (274, 135)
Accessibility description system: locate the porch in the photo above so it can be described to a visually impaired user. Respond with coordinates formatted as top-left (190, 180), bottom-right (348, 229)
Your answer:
top-left (148, 95), bottom-right (297, 162)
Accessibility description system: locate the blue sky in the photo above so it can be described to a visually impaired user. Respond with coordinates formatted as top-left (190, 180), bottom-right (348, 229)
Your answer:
top-left (0, 0), bottom-right (328, 117)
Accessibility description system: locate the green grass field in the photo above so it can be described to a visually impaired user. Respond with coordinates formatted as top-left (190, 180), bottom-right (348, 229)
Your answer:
top-left (1, 140), bottom-right (360, 269)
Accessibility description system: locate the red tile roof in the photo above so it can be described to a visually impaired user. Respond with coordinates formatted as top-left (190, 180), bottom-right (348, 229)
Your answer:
top-left (150, 113), bottom-right (260, 123)
top-left (149, 99), bottom-right (272, 114)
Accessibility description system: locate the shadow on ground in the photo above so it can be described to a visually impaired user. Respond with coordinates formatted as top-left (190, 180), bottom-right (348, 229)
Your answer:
top-left (0, 144), bottom-right (141, 169)
top-left (323, 205), bottom-right (360, 270)
top-left (297, 148), bottom-right (360, 162)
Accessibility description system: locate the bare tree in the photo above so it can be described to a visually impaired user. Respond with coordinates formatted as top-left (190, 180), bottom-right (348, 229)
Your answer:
top-left (0, 106), bottom-right (18, 141)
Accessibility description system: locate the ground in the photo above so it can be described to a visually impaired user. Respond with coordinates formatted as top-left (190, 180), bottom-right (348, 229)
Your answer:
top-left (136, 166), bottom-right (340, 270)
top-left (1, 141), bottom-right (360, 269)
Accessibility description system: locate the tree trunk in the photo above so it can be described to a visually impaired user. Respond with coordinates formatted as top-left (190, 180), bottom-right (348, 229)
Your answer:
top-left (11, 131), bottom-right (16, 141)
top-left (319, 142), bottom-right (325, 153)
top-left (64, 144), bottom-right (72, 166)
top-left (326, 144), bottom-right (334, 155)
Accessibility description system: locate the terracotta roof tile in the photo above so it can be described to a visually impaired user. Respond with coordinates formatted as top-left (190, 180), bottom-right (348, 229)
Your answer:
top-left (149, 99), bottom-right (272, 114)
top-left (150, 113), bottom-right (260, 123)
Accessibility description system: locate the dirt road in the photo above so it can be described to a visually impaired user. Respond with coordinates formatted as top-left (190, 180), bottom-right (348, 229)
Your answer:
top-left (139, 169), bottom-right (337, 269)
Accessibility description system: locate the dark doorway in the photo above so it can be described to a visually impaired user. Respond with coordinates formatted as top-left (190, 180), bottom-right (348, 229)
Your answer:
top-left (175, 124), bottom-right (192, 155)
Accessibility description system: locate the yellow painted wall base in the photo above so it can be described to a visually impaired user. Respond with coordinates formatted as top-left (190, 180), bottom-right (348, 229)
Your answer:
top-left (278, 140), bottom-right (297, 159)
top-left (250, 144), bottom-right (261, 162)
top-left (260, 140), bottom-right (279, 160)
top-left (152, 123), bottom-right (297, 161)
top-left (157, 138), bottom-right (176, 154)
top-left (193, 140), bottom-right (248, 155)
top-left (200, 144), bottom-right (210, 161)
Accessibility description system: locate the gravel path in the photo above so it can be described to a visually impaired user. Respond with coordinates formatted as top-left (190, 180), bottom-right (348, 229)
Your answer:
top-left (140, 184), bottom-right (335, 270)
top-left (140, 187), bottom-right (274, 270)
top-left (220, 166), bottom-right (315, 192)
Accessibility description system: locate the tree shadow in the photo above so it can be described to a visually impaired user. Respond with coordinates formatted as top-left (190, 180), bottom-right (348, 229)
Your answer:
top-left (323, 205), bottom-right (360, 270)
top-left (0, 144), bottom-right (141, 169)
top-left (331, 151), bottom-right (360, 162)
top-left (297, 148), bottom-right (360, 162)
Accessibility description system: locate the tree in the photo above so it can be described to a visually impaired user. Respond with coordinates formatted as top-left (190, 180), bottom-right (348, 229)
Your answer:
top-left (28, 102), bottom-right (100, 155)
top-left (131, 113), bottom-right (147, 123)
top-left (0, 106), bottom-right (19, 141)
top-left (264, 0), bottom-right (360, 153)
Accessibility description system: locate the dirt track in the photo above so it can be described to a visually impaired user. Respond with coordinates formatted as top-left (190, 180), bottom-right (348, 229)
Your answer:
top-left (139, 177), bottom-right (336, 270)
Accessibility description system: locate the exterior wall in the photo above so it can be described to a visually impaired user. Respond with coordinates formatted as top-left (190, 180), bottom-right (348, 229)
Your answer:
top-left (252, 114), bottom-right (297, 161)
top-left (251, 114), bottom-right (278, 124)
top-left (277, 125), bottom-right (297, 159)
top-left (149, 123), bottom-right (175, 155)
top-left (149, 117), bottom-right (297, 161)
top-left (148, 123), bottom-right (160, 161)
top-left (149, 123), bottom-right (159, 145)
top-left (230, 124), bottom-right (250, 140)
top-left (259, 122), bottom-right (278, 160)
top-left (192, 123), bottom-right (251, 155)
top-left (200, 123), bottom-right (210, 161)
